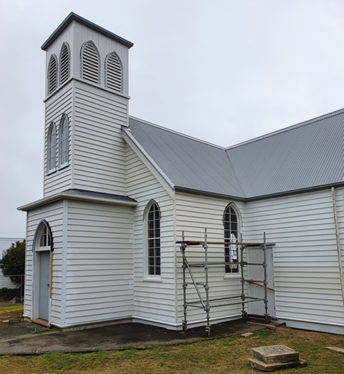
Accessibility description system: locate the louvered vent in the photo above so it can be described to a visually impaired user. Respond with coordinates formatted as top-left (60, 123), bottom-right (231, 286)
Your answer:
top-left (106, 53), bottom-right (122, 92)
top-left (60, 43), bottom-right (70, 85)
top-left (82, 42), bottom-right (99, 84)
top-left (48, 55), bottom-right (58, 95)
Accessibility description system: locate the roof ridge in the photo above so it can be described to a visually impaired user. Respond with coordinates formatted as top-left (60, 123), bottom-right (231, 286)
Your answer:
top-left (129, 115), bottom-right (225, 150)
top-left (226, 108), bottom-right (344, 150)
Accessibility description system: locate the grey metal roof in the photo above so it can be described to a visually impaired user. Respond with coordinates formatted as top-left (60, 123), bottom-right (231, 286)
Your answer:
top-left (226, 110), bottom-right (344, 199)
top-left (126, 109), bottom-right (344, 200)
top-left (41, 12), bottom-right (134, 50)
top-left (62, 189), bottom-right (137, 203)
top-left (127, 118), bottom-right (245, 198)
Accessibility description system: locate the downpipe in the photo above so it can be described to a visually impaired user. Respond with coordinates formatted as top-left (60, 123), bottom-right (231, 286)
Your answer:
top-left (331, 187), bottom-right (344, 304)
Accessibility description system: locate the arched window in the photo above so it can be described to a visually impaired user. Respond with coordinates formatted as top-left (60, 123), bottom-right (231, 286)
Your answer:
top-left (59, 114), bottom-right (69, 166)
top-left (81, 41), bottom-right (100, 84)
top-left (59, 42), bottom-right (70, 85)
top-left (105, 52), bottom-right (122, 92)
top-left (224, 204), bottom-right (239, 274)
top-left (47, 122), bottom-right (56, 172)
top-left (33, 220), bottom-right (54, 252)
top-left (47, 54), bottom-right (58, 95)
top-left (146, 201), bottom-right (161, 276)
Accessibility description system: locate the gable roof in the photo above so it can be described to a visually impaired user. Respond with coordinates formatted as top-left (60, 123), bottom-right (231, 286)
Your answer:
top-left (125, 109), bottom-right (344, 200)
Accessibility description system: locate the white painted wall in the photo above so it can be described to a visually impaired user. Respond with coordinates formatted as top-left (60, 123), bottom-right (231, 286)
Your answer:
top-left (63, 199), bottom-right (134, 327)
top-left (126, 145), bottom-right (176, 327)
top-left (44, 85), bottom-right (73, 197)
top-left (73, 80), bottom-right (128, 195)
top-left (24, 202), bottom-right (64, 324)
top-left (244, 188), bottom-right (344, 333)
top-left (175, 192), bottom-right (247, 327)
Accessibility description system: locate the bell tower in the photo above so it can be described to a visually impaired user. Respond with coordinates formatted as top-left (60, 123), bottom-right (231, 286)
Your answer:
top-left (41, 13), bottom-right (134, 197)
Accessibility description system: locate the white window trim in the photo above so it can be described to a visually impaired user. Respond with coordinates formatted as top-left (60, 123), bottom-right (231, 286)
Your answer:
top-left (58, 114), bottom-right (69, 168)
top-left (144, 200), bottom-right (162, 280)
top-left (47, 122), bottom-right (56, 174)
top-left (223, 203), bottom-right (241, 276)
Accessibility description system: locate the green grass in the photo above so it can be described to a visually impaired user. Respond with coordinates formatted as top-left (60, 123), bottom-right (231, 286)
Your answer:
top-left (0, 303), bottom-right (23, 314)
top-left (0, 326), bottom-right (343, 374)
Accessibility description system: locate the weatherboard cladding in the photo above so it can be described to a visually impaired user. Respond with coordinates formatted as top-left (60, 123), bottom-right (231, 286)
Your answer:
top-left (128, 110), bottom-right (344, 199)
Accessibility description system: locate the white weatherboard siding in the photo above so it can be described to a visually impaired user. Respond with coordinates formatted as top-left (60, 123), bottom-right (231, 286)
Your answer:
top-left (64, 200), bottom-right (134, 326)
top-left (73, 81), bottom-right (128, 195)
top-left (175, 192), bottom-right (246, 327)
top-left (245, 188), bottom-right (344, 332)
top-left (126, 146), bottom-right (176, 327)
top-left (24, 202), bottom-right (64, 325)
top-left (44, 85), bottom-right (73, 197)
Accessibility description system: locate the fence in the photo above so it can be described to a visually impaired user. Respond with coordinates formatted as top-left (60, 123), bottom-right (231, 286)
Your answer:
top-left (0, 274), bottom-right (24, 301)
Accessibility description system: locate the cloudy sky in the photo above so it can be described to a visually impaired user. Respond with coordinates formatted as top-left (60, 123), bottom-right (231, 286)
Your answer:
top-left (1, 0), bottom-right (344, 238)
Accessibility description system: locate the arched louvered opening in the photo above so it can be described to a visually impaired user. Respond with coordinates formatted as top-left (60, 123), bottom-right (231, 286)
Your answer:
top-left (59, 114), bottom-right (69, 166)
top-left (105, 52), bottom-right (122, 92)
top-left (48, 54), bottom-right (58, 95)
top-left (47, 122), bottom-right (56, 172)
top-left (81, 41), bottom-right (100, 84)
top-left (59, 42), bottom-right (70, 85)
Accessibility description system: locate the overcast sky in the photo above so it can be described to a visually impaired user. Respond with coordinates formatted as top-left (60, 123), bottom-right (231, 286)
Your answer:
top-left (1, 0), bottom-right (344, 238)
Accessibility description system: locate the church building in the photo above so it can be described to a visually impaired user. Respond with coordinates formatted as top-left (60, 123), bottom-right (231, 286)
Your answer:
top-left (19, 13), bottom-right (344, 335)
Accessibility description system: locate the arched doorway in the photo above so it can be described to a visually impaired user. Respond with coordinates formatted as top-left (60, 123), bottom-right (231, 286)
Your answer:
top-left (33, 221), bottom-right (53, 323)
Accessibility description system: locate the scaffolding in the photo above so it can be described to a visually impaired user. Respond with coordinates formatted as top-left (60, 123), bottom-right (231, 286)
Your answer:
top-left (177, 229), bottom-right (272, 336)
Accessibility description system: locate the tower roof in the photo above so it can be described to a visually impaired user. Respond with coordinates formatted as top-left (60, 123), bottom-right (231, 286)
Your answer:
top-left (41, 12), bottom-right (134, 51)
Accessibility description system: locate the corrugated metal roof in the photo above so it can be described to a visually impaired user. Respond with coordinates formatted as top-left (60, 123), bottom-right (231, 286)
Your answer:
top-left (127, 118), bottom-right (245, 198)
top-left (127, 110), bottom-right (344, 200)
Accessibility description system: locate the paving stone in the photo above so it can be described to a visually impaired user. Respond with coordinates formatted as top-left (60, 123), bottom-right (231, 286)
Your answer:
top-left (248, 357), bottom-right (308, 372)
top-left (241, 332), bottom-right (253, 338)
top-left (326, 347), bottom-right (344, 355)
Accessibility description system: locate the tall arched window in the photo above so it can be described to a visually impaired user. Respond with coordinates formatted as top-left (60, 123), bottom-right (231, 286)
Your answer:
top-left (59, 114), bottom-right (69, 166)
top-left (47, 54), bottom-right (58, 95)
top-left (59, 42), bottom-right (70, 85)
top-left (105, 52), bottom-right (122, 92)
top-left (81, 41), bottom-right (100, 84)
top-left (147, 201), bottom-right (161, 276)
top-left (47, 122), bottom-right (56, 172)
top-left (224, 204), bottom-right (239, 274)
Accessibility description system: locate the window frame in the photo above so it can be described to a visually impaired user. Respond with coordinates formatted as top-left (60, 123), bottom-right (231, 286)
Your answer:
top-left (223, 204), bottom-right (240, 276)
top-left (145, 201), bottom-right (161, 278)
top-left (59, 114), bottom-right (69, 168)
top-left (47, 122), bottom-right (56, 174)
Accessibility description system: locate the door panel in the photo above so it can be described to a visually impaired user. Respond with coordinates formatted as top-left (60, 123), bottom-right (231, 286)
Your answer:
top-left (38, 251), bottom-right (50, 320)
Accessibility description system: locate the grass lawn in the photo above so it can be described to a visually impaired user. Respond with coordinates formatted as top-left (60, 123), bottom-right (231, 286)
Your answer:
top-left (0, 324), bottom-right (344, 374)
top-left (0, 302), bottom-right (24, 315)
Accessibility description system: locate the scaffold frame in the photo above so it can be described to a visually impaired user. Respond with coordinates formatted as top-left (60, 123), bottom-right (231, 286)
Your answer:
top-left (177, 229), bottom-right (272, 336)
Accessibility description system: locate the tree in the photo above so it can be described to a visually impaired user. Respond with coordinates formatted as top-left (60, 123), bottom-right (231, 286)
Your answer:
top-left (0, 240), bottom-right (25, 286)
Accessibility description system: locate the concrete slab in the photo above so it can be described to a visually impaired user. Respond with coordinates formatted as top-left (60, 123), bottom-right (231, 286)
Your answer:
top-left (326, 347), bottom-right (344, 355)
top-left (252, 345), bottom-right (299, 364)
top-left (0, 319), bottom-right (264, 356)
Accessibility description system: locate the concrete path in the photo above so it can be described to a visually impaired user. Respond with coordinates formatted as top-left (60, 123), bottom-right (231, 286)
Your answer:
top-left (0, 319), bottom-right (264, 356)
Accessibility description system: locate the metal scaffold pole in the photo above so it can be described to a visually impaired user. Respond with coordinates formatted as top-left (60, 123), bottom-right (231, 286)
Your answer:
top-left (262, 232), bottom-right (270, 323)
top-left (204, 228), bottom-right (210, 336)
top-left (181, 230), bottom-right (187, 331)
